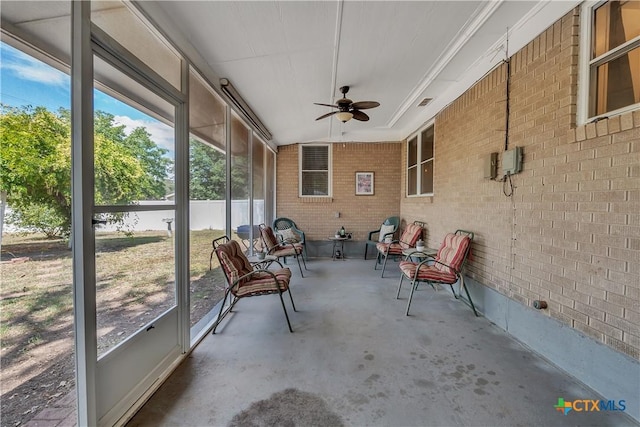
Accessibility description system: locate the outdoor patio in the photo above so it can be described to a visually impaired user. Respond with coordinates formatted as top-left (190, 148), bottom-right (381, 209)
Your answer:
top-left (126, 258), bottom-right (637, 427)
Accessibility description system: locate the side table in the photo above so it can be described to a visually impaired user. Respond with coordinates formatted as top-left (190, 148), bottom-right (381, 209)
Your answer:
top-left (328, 236), bottom-right (349, 261)
top-left (402, 247), bottom-right (438, 262)
top-left (246, 254), bottom-right (279, 269)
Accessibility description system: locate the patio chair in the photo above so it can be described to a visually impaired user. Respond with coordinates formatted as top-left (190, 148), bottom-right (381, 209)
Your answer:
top-left (273, 217), bottom-right (307, 260)
top-left (364, 216), bottom-right (400, 260)
top-left (396, 230), bottom-right (478, 317)
top-left (374, 221), bottom-right (424, 277)
top-left (212, 236), bottom-right (297, 333)
top-left (259, 224), bottom-right (307, 277)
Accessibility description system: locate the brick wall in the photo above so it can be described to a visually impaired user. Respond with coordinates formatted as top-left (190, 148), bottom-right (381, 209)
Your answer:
top-left (276, 142), bottom-right (402, 241)
top-left (401, 8), bottom-right (639, 359)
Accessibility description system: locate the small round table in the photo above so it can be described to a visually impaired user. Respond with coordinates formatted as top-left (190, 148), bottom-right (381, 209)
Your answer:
top-left (328, 236), bottom-right (348, 261)
top-left (402, 247), bottom-right (438, 262)
top-left (246, 254), bottom-right (279, 269)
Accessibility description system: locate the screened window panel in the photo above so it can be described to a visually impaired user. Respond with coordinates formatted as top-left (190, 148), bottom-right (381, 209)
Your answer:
top-left (589, 1), bottom-right (640, 117)
top-left (302, 146), bottom-right (329, 170)
top-left (420, 159), bottom-right (434, 194)
top-left (407, 167), bottom-right (417, 196)
top-left (595, 47), bottom-right (640, 115)
top-left (593, 1), bottom-right (640, 58)
top-left (420, 128), bottom-right (434, 162)
top-left (302, 172), bottom-right (328, 196)
top-left (92, 1), bottom-right (181, 90)
top-left (408, 137), bottom-right (418, 167)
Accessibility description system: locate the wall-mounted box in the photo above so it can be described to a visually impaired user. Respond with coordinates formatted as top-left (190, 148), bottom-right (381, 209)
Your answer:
top-left (503, 146), bottom-right (523, 175)
top-left (484, 152), bottom-right (498, 179)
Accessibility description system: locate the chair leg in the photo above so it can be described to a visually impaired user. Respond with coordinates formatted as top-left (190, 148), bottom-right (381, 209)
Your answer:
top-left (212, 289), bottom-right (230, 334)
top-left (288, 287), bottom-right (297, 312)
top-left (295, 254), bottom-right (304, 277)
top-left (299, 250), bottom-right (308, 270)
top-left (406, 278), bottom-right (418, 316)
top-left (396, 274), bottom-right (405, 299)
top-left (364, 244), bottom-right (368, 260)
top-left (381, 251), bottom-right (390, 278)
top-left (451, 277), bottom-right (479, 317)
top-left (374, 252), bottom-right (380, 270)
top-left (277, 291), bottom-right (294, 333)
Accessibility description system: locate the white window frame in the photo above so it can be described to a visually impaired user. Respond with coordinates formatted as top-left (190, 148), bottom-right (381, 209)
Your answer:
top-left (299, 143), bottom-right (332, 197)
top-left (406, 122), bottom-right (435, 197)
top-left (577, 0), bottom-right (640, 124)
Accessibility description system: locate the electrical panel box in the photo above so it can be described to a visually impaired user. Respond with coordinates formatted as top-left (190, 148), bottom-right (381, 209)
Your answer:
top-left (484, 152), bottom-right (498, 179)
top-left (502, 146), bottom-right (523, 175)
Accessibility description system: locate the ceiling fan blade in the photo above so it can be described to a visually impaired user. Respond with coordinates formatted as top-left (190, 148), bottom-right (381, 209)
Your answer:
top-left (314, 102), bottom-right (339, 108)
top-left (351, 101), bottom-right (380, 110)
top-left (315, 110), bottom-right (339, 121)
top-left (351, 110), bottom-right (370, 121)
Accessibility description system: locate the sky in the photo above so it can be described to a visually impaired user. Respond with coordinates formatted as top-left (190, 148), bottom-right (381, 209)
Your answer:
top-left (0, 42), bottom-right (174, 155)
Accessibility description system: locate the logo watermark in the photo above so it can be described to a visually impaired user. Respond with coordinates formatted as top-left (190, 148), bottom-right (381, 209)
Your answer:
top-left (554, 398), bottom-right (626, 415)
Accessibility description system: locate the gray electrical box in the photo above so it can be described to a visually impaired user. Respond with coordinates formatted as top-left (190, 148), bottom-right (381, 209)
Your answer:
top-left (484, 152), bottom-right (498, 179)
top-left (502, 146), bottom-right (523, 175)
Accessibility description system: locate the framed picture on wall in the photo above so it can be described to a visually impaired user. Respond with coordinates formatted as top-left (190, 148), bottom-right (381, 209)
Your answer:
top-left (355, 172), bottom-right (374, 195)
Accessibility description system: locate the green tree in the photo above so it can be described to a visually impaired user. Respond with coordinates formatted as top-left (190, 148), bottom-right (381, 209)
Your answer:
top-left (1, 106), bottom-right (70, 238)
top-left (0, 105), bottom-right (171, 237)
top-left (189, 140), bottom-right (226, 200)
top-left (188, 138), bottom-right (248, 200)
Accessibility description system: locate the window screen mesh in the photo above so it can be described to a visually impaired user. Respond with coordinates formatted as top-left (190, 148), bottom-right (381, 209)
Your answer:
top-left (302, 146), bottom-right (329, 170)
top-left (301, 145), bottom-right (329, 196)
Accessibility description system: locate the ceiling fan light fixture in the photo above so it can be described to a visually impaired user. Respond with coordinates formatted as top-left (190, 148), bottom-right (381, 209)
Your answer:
top-left (336, 111), bottom-right (353, 122)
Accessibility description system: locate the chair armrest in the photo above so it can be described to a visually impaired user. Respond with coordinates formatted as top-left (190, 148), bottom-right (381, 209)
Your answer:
top-left (292, 227), bottom-right (305, 243)
top-left (267, 240), bottom-right (302, 255)
top-left (367, 229), bottom-right (380, 240)
top-left (416, 258), bottom-right (460, 276)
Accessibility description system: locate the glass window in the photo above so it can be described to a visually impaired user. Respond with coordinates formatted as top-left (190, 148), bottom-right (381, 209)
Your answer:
top-left (588, 1), bottom-right (640, 117)
top-left (264, 149), bottom-right (275, 226)
top-left (92, 1), bottom-right (181, 90)
top-left (231, 113), bottom-right (250, 244)
top-left (252, 135), bottom-right (265, 227)
top-left (300, 144), bottom-right (331, 197)
top-left (407, 125), bottom-right (434, 196)
top-left (187, 68), bottom-right (227, 342)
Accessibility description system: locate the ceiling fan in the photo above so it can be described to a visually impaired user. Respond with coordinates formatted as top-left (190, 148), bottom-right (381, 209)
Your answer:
top-left (315, 86), bottom-right (380, 123)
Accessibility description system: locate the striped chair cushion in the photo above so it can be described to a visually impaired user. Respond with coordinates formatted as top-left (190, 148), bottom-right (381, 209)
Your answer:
top-left (434, 233), bottom-right (470, 274)
top-left (271, 245), bottom-right (301, 258)
top-left (260, 226), bottom-right (280, 250)
top-left (375, 223), bottom-right (423, 255)
top-left (399, 223), bottom-right (423, 249)
top-left (232, 268), bottom-right (292, 297)
top-left (216, 240), bottom-right (252, 285)
top-left (375, 242), bottom-right (404, 255)
top-left (399, 261), bottom-right (457, 284)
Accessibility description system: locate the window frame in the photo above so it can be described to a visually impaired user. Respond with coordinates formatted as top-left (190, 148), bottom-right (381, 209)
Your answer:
top-left (577, 0), bottom-right (640, 124)
top-left (406, 122), bottom-right (434, 197)
top-left (299, 143), bottom-right (332, 198)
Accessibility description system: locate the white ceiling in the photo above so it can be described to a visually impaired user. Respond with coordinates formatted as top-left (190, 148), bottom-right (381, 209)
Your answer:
top-left (1, 1), bottom-right (581, 146)
top-left (138, 1), bottom-right (580, 146)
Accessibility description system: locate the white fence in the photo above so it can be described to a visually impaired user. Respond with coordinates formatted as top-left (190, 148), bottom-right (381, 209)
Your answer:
top-left (3, 200), bottom-right (265, 233)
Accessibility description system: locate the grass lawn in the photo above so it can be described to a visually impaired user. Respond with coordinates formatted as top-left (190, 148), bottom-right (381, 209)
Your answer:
top-left (0, 228), bottom-right (229, 427)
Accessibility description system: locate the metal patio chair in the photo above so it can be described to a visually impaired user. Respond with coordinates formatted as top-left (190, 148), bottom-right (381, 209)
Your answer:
top-left (273, 217), bottom-right (307, 260)
top-left (374, 221), bottom-right (424, 277)
top-left (212, 236), bottom-right (297, 333)
top-left (396, 229), bottom-right (478, 317)
top-left (364, 216), bottom-right (400, 260)
top-left (259, 224), bottom-right (307, 277)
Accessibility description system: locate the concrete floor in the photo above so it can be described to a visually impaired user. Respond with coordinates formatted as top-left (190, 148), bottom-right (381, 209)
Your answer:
top-left (128, 258), bottom-right (638, 427)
